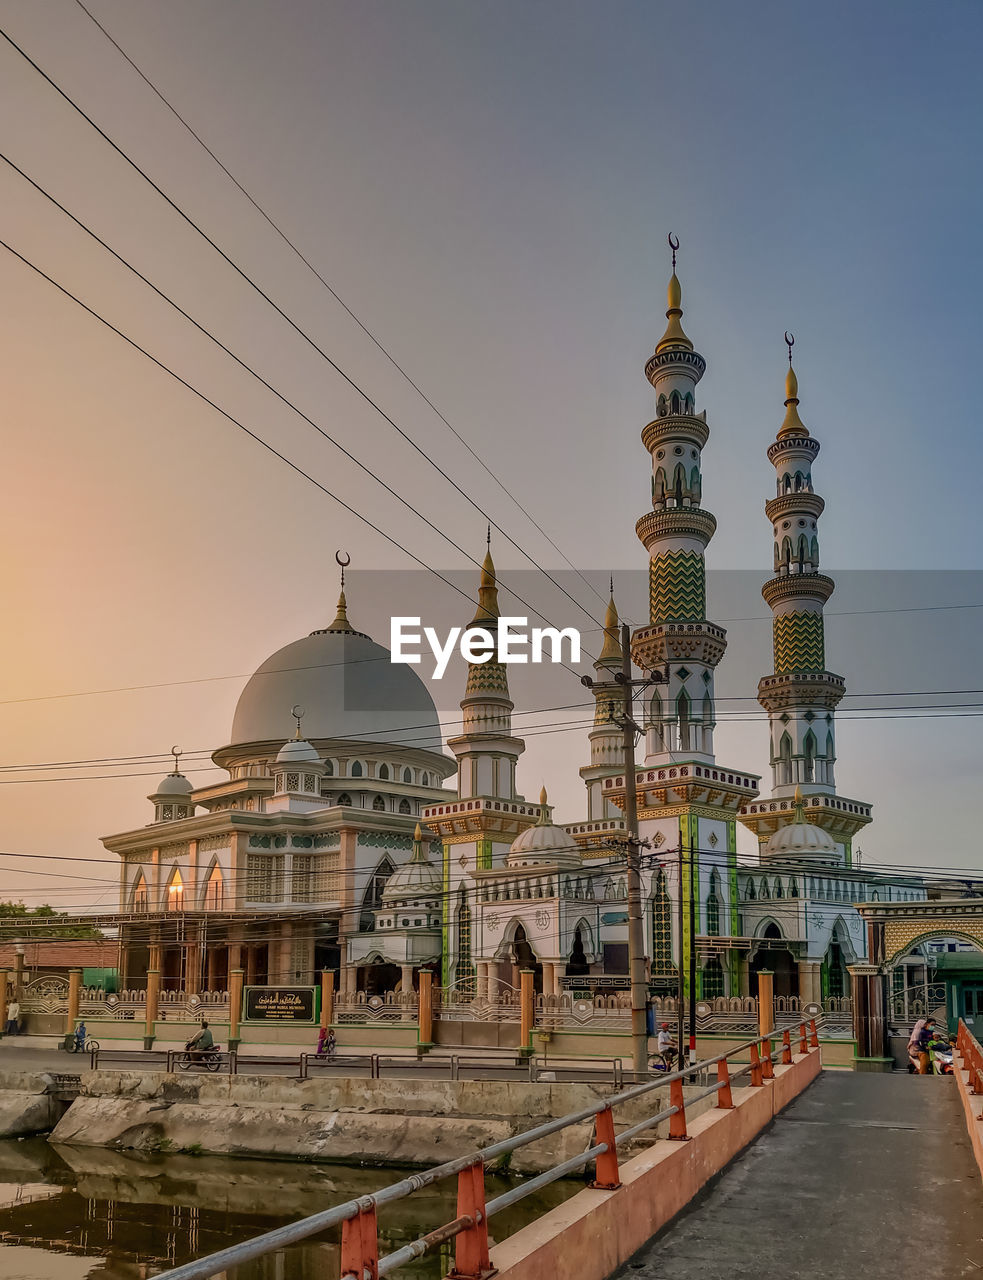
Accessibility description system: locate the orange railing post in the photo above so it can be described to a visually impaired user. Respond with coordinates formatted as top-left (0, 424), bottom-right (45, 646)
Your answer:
top-left (761, 1038), bottom-right (775, 1080)
top-left (340, 1203), bottom-right (379, 1280)
top-left (589, 1105), bottom-right (622, 1189)
top-left (716, 1057), bottom-right (734, 1109)
top-left (782, 1030), bottom-right (792, 1065)
top-left (749, 1042), bottom-right (763, 1087)
top-left (809, 1018), bottom-right (819, 1048)
top-left (668, 1076), bottom-right (689, 1140)
top-left (799, 1021), bottom-right (809, 1055)
top-left (451, 1159), bottom-right (491, 1280)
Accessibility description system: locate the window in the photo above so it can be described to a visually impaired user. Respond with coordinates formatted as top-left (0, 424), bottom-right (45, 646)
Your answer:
top-left (203, 865), bottom-right (223, 910)
top-left (378, 764), bottom-right (389, 780)
top-left (650, 869), bottom-right (676, 985)
top-left (702, 957), bottom-right (724, 999)
top-left (399, 798), bottom-right (411, 814)
top-left (324, 760), bottom-right (334, 776)
top-left (337, 793), bottom-right (352, 807)
top-left (706, 871), bottom-right (721, 936)
top-left (247, 855), bottom-right (284, 902)
top-left (403, 767), bottom-right (413, 784)
top-left (165, 868), bottom-right (184, 911)
top-left (372, 795), bottom-right (386, 811)
top-left (292, 855), bottom-right (326, 904)
top-left (132, 874), bottom-right (148, 912)
top-left (351, 761), bottom-right (363, 778)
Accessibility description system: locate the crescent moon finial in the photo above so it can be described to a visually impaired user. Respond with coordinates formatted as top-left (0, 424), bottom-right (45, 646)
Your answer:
top-left (170, 744), bottom-right (183, 773)
top-left (291, 704), bottom-right (305, 738)
top-left (334, 549), bottom-right (350, 590)
top-left (667, 232), bottom-right (679, 271)
top-left (784, 331), bottom-right (795, 365)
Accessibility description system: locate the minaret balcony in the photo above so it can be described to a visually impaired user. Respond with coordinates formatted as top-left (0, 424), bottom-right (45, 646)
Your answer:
top-left (631, 620), bottom-right (727, 670)
top-left (644, 347), bottom-right (707, 384)
top-left (636, 507), bottom-right (717, 549)
top-left (765, 492), bottom-right (825, 522)
top-left (761, 572), bottom-right (836, 609)
top-left (641, 416), bottom-right (709, 453)
top-left (757, 670), bottom-right (846, 712)
top-left (767, 434), bottom-right (821, 465)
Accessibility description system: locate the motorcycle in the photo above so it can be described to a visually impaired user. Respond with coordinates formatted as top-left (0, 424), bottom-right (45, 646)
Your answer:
top-left (178, 1041), bottom-right (222, 1072)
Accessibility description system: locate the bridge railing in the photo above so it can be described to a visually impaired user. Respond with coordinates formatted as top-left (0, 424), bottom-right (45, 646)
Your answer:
top-left (956, 1020), bottom-right (983, 1093)
top-left (149, 1018), bottom-right (822, 1280)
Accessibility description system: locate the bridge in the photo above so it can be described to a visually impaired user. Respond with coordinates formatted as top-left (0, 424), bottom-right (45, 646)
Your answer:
top-left (144, 1019), bottom-right (983, 1280)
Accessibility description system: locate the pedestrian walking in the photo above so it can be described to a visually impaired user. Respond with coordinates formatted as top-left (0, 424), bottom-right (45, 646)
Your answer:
top-left (5, 1000), bottom-right (20, 1036)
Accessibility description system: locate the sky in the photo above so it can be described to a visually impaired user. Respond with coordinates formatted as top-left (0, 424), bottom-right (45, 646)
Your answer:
top-left (0, 0), bottom-right (981, 910)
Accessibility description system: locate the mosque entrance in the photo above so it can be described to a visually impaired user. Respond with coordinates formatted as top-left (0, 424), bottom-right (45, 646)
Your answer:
top-left (566, 926), bottom-right (591, 978)
top-left (508, 924), bottom-right (543, 993)
top-left (750, 924), bottom-right (799, 999)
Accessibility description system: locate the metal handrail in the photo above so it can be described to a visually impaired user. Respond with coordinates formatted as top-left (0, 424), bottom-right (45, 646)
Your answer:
top-left (150, 1018), bottom-right (822, 1280)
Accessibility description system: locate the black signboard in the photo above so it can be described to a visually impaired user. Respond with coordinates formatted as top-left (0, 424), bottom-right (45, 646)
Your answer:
top-left (243, 986), bottom-right (317, 1023)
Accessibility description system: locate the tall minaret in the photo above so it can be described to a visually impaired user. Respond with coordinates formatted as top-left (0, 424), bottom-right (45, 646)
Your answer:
top-left (579, 585), bottom-right (627, 820)
top-left (631, 238), bottom-right (726, 765)
top-left (740, 338), bottom-right (871, 867)
top-left (759, 338), bottom-right (842, 795)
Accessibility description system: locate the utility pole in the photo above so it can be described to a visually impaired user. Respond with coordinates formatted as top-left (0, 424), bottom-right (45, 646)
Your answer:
top-left (582, 622), bottom-right (668, 1081)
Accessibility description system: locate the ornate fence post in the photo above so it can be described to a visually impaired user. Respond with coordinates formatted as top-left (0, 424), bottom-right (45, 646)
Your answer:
top-left (519, 969), bottom-right (535, 1055)
top-left (228, 967), bottom-right (244, 1050)
top-left (144, 969), bottom-right (160, 1050)
top-left (757, 970), bottom-right (774, 1037)
top-left (418, 970), bottom-right (434, 1050)
top-left (64, 968), bottom-right (82, 1048)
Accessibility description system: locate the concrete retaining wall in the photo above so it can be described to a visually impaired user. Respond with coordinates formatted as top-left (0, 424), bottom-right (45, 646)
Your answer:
top-left (489, 1048), bottom-right (822, 1280)
top-left (0, 1070), bottom-right (65, 1137)
top-left (952, 1049), bottom-right (983, 1182)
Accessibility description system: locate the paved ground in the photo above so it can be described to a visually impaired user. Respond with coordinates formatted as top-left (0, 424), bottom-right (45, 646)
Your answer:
top-left (616, 1071), bottom-right (983, 1279)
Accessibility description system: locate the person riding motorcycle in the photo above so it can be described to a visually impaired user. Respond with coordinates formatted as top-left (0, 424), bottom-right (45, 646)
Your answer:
top-left (186, 1020), bottom-right (215, 1063)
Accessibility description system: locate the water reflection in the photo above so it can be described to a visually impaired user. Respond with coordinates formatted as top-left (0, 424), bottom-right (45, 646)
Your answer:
top-left (0, 1141), bottom-right (576, 1279)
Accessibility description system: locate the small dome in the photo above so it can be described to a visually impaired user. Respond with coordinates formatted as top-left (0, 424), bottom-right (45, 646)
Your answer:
top-left (276, 737), bottom-right (322, 766)
top-left (507, 790), bottom-right (582, 868)
top-left (382, 825), bottom-right (441, 903)
top-left (765, 795), bottom-right (838, 861)
top-left (153, 772), bottom-right (193, 797)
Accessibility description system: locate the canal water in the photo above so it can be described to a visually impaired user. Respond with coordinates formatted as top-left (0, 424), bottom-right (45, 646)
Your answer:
top-left (0, 1139), bottom-right (577, 1279)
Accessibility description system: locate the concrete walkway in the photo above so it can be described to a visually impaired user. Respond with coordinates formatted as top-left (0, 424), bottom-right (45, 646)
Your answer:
top-left (618, 1071), bottom-right (983, 1279)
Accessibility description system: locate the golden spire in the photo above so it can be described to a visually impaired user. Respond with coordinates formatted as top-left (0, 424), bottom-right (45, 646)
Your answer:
top-left (327, 550), bottom-right (354, 631)
top-left (410, 821), bottom-right (429, 862)
top-left (597, 580), bottom-right (623, 666)
top-left (793, 785), bottom-right (806, 820)
top-left (777, 333), bottom-right (809, 439)
top-left (537, 785), bottom-right (550, 824)
top-left (468, 528), bottom-right (500, 626)
top-left (655, 234), bottom-right (693, 354)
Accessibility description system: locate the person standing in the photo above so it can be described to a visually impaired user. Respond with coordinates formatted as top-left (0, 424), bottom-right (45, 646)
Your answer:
top-left (5, 999), bottom-right (20, 1036)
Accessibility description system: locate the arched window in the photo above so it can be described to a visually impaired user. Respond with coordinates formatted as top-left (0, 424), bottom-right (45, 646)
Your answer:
top-left (706, 870), bottom-right (721, 936)
top-left (777, 731), bottom-right (792, 787)
top-left (690, 465), bottom-right (701, 503)
top-left (455, 886), bottom-right (474, 990)
top-left (378, 764), bottom-right (390, 781)
top-left (324, 759), bottom-right (334, 776)
top-left (677, 689), bottom-right (692, 751)
top-left (399, 797), bottom-right (411, 815)
top-left (132, 874), bottom-right (148, 912)
top-left (337, 792), bottom-right (352, 807)
top-left (653, 468), bottom-right (667, 503)
top-left (670, 390), bottom-right (681, 414)
top-left (760, 878), bottom-right (770, 899)
top-left (745, 878), bottom-right (756, 900)
top-left (165, 868), bottom-right (184, 912)
top-left (650, 869), bottom-right (676, 986)
top-left (702, 957), bottom-right (724, 999)
top-left (672, 462), bottom-right (686, 501)
top-left (803, 730), bottom-right (818, 783)
top-left (403, 768), bottom-right (413, 784)
top-left (372, 795), bottom-right (386, 812)
top-left (203, 864), bottom-right (223, 910)
top-left (774, 878), bottom-right (784, 898)
top-left (657, 394), bottom-right (668, 417)
top-left (788, 879), bottom-right (799, 898)
top-left (350, 760), bottom-right (363, 778)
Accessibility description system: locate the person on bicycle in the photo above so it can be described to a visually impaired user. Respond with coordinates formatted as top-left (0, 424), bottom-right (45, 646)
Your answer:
top-left (74, 1021), bottom-right (87, 1052)
top-left (186, 1020), bottom-right (214, 1063)
top-left (657, 1023), bottom-right (677, 1069)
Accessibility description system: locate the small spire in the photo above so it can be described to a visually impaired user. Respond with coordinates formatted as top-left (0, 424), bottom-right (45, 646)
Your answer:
top-left (410, 821), bottom-right (430, 863)
top-left (414, 820), bottom-right (423, 841)
top-left (291, 704), bottom-right (305, 739)
top-left (655, 233), bottom-right (694, 355)
top-left (597, 586), bottom-right (622, 666)
top-left (777, 334), bottom-right (809, 439)
top-left (468, 537), bottom-right (500, 626)
top-left (327, 551), bottom-right (354, 630)
top-left (793, 785), bottom-right (806, 820)
top-left (170, 744), bottom-right (183, 776)
top-left (537, 785), bottom-right (551, 825)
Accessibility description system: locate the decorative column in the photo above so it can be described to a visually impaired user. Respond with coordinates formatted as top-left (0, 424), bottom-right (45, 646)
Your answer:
top-left (849, 963), bottom-right (891, 1071)
top-left (541, 962), bottom-right (556, 1000)
top-left (757, 969), bottom-right (775, 1037)
top-left (519, 969), bottom-right (535, 1055)
top-left (401, 964), bottom-right (415, 1021)
top-left (245, 946), bottom-right (258, 987)
top-left (185, 926), bottom-right (201, 997)
top-left (320, 970), bottom-right (334, 1030)
top-left (476, 962), bottom-right (489, 1001)
top-left (65, 968), bottom-right (83, 1041)
top-left (144, 968), bottom-right (160, 1049)
top-left (228, 967), bottom-right (244, 1049)
top-left (417, 970), bottom-right (434, 1051)
top-left (0, 970), bottom-right (8, 1038)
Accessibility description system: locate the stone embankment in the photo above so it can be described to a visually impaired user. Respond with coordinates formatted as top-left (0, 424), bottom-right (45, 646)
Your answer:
top-left (0, 1070), bottom-right (67, 1137)
top-left (0, 1068), bottom-right (708, 1173)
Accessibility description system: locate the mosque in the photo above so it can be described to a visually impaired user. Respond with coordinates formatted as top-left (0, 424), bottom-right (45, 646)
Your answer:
top-left (104, 256), bottom-right (927, 1008)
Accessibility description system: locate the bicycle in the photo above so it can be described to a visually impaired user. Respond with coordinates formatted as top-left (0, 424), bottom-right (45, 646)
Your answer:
top-left (67, 1034), bottom-right (100, 1054)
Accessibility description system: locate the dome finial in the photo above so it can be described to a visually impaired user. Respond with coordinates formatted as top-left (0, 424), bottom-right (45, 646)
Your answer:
top-left (170, 744), bottom-right (183, 776)
top-left (538, 784), bottom-right (550, 824)
top-left (793, 785), bottom-right (805, 817)
top-left (655, 233), bottom-right (694, 355)
top-left (597, 582), bottom-right (622, 666)
top-left (328, 551), bottom-right (353, 631)
top-left (777, 334), bottom-right (809, 439)
top-left (291, 703), bottom-right (305, 739)
top-left (469, 535), bottom-right (500, 626)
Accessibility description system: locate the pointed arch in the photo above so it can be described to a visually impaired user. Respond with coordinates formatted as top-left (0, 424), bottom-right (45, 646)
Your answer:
top-left (670, 390), bottom-right (681, 415)
top-left (690, 465), bottom-right (701, 503)
top-left (337, 792), bottom-right (352, 807)
top-left (810, 536), bottom-right (819, 565)
top-left (672, 462), bottom-right (686, 501)
top-left (677, 688), bottom-right (692, 751)
top-left (650, 868), bottom-right (676, 985)
top-left (130, 871), bottom-right (149, 912)
top-left (653, 467), bottom-right (667, 503)
top-left (398, 797), bottom-right (412, 814)
top-left (803, 729), bottom-right (818, 783)
top-left (163, 866), bottom-right (185, 911)
top-left (657, 394), bottom-right (668, 417)
top-left (201, 858), bottom-right (224, 910)
top-left (777, 731), bottom-right (793, 787)
top-left (781, 536), bottom-right (793, 567)
top-left (403, 767), bottom-right (413, 784)
top-left (706, 869), bottom-right (721, 936)
top-left (372, 795), bottom-right (386, 811)
top-left (745, 877), bottom-right (757, 901)
top-left (378, 763), bottom-right (390, 780)
top-left (702, 956), bottom-right (725, 999)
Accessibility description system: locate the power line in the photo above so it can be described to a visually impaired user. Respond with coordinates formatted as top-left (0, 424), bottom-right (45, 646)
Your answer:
top-left (0, 147), bottom-right (606, 663)
top-left (0, 25), bottom-right (608, 637)
top-left (70, 0), bottom-right (613, 617)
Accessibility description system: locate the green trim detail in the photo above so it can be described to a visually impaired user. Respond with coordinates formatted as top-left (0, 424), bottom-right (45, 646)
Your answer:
top-left (477, 838), bottom-right (493, 871)
top-left (650, 551), bottom-right (706, 624)
top-left (727, 820), bottom-right (740, 937)
top-left (680, 814), bottom-right (700, 998)
top-left (843, 838), bottom-right (852, 869)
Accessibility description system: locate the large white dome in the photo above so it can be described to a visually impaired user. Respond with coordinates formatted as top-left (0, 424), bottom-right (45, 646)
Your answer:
top-left (226, 602), bottom-right (450, 766)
